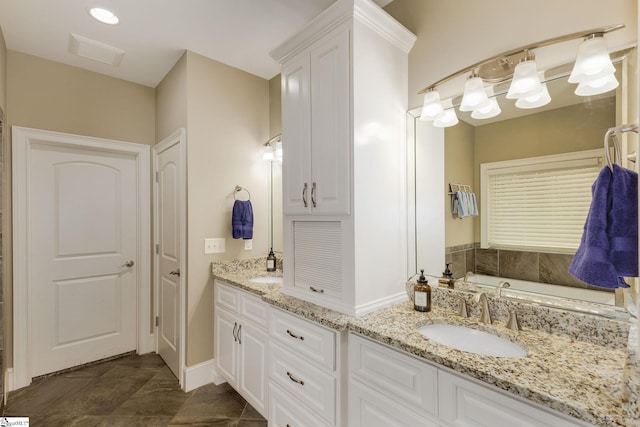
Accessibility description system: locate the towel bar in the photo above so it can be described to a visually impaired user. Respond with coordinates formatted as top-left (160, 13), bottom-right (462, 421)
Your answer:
top-left (234, 185), bottom-right (251, 200)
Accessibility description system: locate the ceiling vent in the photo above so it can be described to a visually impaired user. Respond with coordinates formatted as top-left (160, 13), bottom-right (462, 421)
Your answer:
top-left (69, 33), bottom-right (125, 66)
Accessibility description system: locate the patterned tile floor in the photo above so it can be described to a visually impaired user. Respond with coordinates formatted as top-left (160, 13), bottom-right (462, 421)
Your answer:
top-left (4, 353), bottom-right (267, 426)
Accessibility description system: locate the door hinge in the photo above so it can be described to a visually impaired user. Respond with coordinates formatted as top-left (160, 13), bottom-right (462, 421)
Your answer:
top-left (155, 244), bottom-right (159, 254)
top-left (155, 171), bottom-right (159, 182)
top-left (155, 316), bottom-right (159, 327)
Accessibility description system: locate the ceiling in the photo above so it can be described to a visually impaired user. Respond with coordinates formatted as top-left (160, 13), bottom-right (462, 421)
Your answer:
top-left (0, 0), bottom-right (392, 88)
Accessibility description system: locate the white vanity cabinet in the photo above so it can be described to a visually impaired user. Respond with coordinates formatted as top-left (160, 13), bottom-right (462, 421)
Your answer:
top-left (268, 308), bottom-right (346, 426)
top-left (213, 281), bottom-right (269, 418)
top-left (271, 0), bottom-right (417, 317)
top-left (348, 333), bottom-right (592, 427)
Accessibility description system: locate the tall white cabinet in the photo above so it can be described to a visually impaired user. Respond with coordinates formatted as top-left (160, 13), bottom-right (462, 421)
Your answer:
top-left (271, 0), bottom-right (416, 316)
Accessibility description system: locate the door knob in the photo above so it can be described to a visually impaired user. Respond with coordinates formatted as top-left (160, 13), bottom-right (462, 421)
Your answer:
top-left (123, 260), bottom-right (135, 267)
top-left (169, 269), bottom-right (181, 277)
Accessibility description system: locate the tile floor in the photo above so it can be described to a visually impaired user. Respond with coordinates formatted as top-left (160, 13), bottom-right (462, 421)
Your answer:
top-left (4, 353), bottom-right (267, 426)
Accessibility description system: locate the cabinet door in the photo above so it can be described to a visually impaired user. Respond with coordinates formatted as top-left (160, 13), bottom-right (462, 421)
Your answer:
top-left (214, 308), bottom-right (238, 387)
top-left (281, 53), bottom-right (312, 215)
top-left (309, 27), bottom-right (351, 215)
top-left (238, 322), bottom-right (269, 417)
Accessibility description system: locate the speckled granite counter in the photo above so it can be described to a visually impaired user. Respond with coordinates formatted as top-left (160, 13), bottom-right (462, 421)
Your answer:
top-left (212, 260), bottom-right (639, 426)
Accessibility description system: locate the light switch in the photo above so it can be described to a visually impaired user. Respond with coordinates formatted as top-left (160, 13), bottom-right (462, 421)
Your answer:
top-left (244, 239), bottom-right (253, 251)
top-left (205, 238), bottom-right (225, 254)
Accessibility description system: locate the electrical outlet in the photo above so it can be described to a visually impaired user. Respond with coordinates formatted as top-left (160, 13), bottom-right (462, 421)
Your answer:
top-left (204, 238), bottom-right (225, 254)
top-left (244, 239), bottom-right (253, 250)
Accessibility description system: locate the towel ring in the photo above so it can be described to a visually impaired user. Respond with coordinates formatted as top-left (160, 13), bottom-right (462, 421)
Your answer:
top-left (234, 185), bottom-right (251, 200)
top-left (604, 123), bottom-right (638, 171)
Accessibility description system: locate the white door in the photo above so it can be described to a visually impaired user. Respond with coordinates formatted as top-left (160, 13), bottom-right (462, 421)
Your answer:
top-left (29, 142), bottom-right (138, 377)
top-left (155, 132), bottom-right (184, 379)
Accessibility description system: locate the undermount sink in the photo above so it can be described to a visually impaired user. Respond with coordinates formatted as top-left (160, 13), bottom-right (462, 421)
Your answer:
top-left (418, 324), bottom-right (527, 358)
top-left (248, 276), bottom-right (283, 284)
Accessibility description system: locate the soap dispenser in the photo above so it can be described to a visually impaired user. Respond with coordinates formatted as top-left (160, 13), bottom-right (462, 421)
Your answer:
top-left (441, 263), bottom-right (454, 288)
top-left (266, 248), bottom-right (276, 272)
top-left (414, 269), bottom-right (431, 312)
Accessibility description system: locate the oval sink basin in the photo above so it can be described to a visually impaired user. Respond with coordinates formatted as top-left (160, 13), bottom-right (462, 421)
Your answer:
top-left (418, 324), bottom-right (527, 358)
top-left (248, 276), bottom-right (283, 284)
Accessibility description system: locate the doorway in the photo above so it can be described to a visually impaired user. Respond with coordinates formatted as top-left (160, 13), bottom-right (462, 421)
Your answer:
top-left (11, 127), bottom-right (152, 390)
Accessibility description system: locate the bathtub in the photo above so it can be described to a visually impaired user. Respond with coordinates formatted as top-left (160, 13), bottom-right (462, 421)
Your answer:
top-left (460, 273), bottom-right (626, 319)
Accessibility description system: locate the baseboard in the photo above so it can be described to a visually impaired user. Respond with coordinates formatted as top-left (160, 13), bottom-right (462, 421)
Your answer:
top-left (183, 359), bottom-right (227, 392)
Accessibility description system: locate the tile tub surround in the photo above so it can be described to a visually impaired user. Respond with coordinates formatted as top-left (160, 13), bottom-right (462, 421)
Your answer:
top-left (211, 260), bottom-right (639, 426)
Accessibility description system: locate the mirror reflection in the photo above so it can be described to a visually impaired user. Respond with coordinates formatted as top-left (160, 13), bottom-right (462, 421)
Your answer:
top-left (411, 46), bottom-right (638, 319)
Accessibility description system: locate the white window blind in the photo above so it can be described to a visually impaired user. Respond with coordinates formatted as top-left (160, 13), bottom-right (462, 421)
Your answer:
top-left (480, 150), bottom-right (603, 252)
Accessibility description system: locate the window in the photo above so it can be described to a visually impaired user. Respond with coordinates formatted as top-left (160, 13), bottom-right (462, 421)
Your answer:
top-left (480, 149), bottom-right (602, 253)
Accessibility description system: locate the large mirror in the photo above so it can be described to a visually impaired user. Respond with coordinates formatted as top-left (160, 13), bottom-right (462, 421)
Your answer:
top-left (409, 46), bottom-right (638, 320)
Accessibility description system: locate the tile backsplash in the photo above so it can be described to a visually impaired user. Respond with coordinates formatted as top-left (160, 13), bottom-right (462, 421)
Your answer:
top-left (445, 243), bottom-right (609, 292)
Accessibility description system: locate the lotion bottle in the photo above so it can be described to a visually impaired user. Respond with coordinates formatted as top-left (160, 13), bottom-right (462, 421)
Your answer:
top-left (414, 269), bottom-right (431, 312)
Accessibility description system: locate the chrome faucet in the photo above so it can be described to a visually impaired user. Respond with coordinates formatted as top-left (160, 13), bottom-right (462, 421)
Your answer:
top-left (496, 281), bottom-right (510, 298)
top-left (473, 292), bottom-right (492, 324)
top-left (453, 296), bottom-right (468, 318)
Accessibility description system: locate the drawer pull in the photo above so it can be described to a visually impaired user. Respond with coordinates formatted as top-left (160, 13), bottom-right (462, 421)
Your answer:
top-left (309, 286), bottom-right (324, 293)
top-left (286, 329), bottom-right (304, 341)
top-left (286, 371), bottom-right (305, 386)
top-left (237, 324), bottom-right (242, 345)
top-left (233, 322), bottom-right (238, 342)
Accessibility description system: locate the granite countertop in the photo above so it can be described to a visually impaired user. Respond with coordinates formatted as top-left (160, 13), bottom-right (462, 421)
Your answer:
top-left (211, 260), bottom-right (639, 427)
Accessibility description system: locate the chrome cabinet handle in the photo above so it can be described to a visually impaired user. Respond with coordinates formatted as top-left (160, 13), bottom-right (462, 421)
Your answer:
top-left (232, 322), bottom-right (238, 342)
top-left (302, 183), bottom-right (308, 207)
top-left (286, 329), bottom-right (304, 341)
top-left (286, 371), bottom-right (304, 386)
top-left (122, 260), bottom-right (135, 267)
top-left (311, 182), bottom-right (317, 207)
top-left (169, 269), bottom-right (180, 277)
top-left (237, 324), bottom-right (242, 344)
top-left (309, 286), bottom-right (324, 294)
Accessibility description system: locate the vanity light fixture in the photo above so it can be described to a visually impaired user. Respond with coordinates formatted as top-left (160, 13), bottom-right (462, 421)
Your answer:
top-left (506, 51), bottom-right (543, 100)
top-left (515, 83), bottom-right (552, 109)
top-left (419, 89), bottom-right (444, 121)
top-left (459, 73), bottom-right (490, 112)
top-left (416, 24), bottom-right (625, 127)
top-left (262, 134), bottom-right (282, 162)
top-left (89, 7), bottom-right (119, 25)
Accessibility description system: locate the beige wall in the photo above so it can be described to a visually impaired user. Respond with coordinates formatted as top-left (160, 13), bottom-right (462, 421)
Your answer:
top-left (385, 0), bottom-right (637, 109)
top-left (0, 27), bottom-right (6, 113)
top-left (269, 75), bottom-right (283, 252)
top-left (7, 51), bottom-right (155, 145)
top-left (183, 51), bottom-right (269, 366)
top-left (156, 53), bottom-right (188, 142)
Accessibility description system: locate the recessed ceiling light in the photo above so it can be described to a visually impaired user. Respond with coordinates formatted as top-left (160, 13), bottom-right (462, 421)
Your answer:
top-left (89, 7), bottom-right (119, 25)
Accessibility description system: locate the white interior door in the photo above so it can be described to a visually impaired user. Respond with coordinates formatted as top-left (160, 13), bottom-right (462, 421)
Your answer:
top-left (12, 126), bottom-right (151, 390)
top-left (29, 141), bottom-right (138, 377)
top-left (155, 130), bottom-right (185, 381)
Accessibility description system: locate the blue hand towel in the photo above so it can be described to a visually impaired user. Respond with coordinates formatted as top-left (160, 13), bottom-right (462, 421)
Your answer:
top-left (232, 200), bottom-right (253, 240)
top-left (569, 164), bottom-right (638, 289)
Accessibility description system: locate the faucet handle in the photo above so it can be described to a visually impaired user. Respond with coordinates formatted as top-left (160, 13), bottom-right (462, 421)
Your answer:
top-left (506, 310), bottom-right (521, 331)
top-left (453, 296), bottom-right (468, 318)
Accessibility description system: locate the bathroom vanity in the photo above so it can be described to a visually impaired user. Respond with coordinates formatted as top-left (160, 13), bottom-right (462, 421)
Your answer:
top-left (211, 259), bottom-right (639, 427)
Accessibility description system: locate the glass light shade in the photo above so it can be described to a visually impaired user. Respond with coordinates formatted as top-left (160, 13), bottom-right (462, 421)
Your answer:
top-left (506, 60), bottom-right (543, 99)
top-left (575, 73), bottom-right (619, 96)
top-left (433, 108), bottom-right (459, 128)
top-left (459, 77), bottom-right (490, 112)
top-left (419, 90), bottom-right (444, 121)
top-left (262, 144), bottom-right (274, 161)
top-left (515, 83), bottom-right (552, 109)
top-left (569, 36), bottom-right (615, 84)
top-left (89, 7), bottom-right (119, 25)
top-left (275, 140), bottom-right (283, 161)
top-left (471, 97), bottom-right (501, 119)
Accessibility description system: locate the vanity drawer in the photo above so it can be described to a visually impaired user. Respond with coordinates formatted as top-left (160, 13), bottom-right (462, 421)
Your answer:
top-left (349, 333), bottom-right (438, 418)
top-left (270, 308), bottom-right (336, 371)
top-left (238, 292), bottom-right (269, 328)
top-left (215, 281), bottom-right (238, 312)
top-left (270, 341), bottom-right (336, 425)
top-left (270, 383), bottom-right (331, 427)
